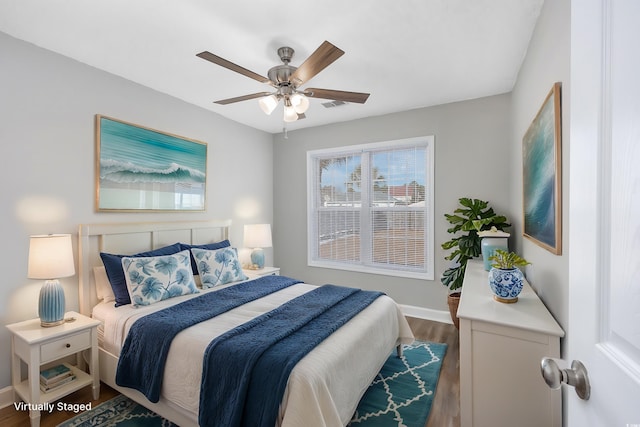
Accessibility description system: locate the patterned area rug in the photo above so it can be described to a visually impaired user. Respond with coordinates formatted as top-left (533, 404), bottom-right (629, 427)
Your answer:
top-left (348, 340), bottom-right (448, 427)
top-left (56, 394), bottom-right (176, 427)
top-left (58, 340), bottom-right (446, 427)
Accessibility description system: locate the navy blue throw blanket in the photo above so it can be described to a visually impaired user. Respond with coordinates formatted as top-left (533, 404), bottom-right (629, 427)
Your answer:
top-left (115, 275), bottom-right (301, 402)
top-left (198, 284), bottom-right (384, 427)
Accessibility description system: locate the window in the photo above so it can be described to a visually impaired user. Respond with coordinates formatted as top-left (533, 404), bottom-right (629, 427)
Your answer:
top-left (307, 136), bottom-right (434, 279)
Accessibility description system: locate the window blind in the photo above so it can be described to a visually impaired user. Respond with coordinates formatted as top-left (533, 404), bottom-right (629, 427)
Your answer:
top-left (307, 136), bottom-right (434, 279)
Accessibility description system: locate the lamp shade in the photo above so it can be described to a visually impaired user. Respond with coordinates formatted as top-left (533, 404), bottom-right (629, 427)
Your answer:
top-left (244, 224), bottom-right (272, 249)
top-left (283, 104), bottom-right (298, 122)
top-left (291, 93), bottom-right (310, 114)
top-left (28, 234), bottom-right (74, 327)
top-left (28, 234), bottom-right (75, 279)
top-left (258, 95), bottom-right (278, 115)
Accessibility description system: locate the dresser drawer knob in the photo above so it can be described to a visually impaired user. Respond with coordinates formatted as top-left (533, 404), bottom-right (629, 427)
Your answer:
top-left (65, 343), bottom-right (71, 348)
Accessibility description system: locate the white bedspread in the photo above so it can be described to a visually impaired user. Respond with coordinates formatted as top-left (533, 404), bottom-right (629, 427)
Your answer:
top-left (92, 280), bottom-right (414, 426)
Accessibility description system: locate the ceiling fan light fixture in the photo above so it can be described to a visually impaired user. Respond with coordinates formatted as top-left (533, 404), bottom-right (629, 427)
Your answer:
top-left (291, 93), bottom-right (310, 114)
top-left (198, 41), bottom-right (369, 123)
top-left (283, 104), bottom-right (298, 122)
top-left (258, 95), bottom-right (278, 115)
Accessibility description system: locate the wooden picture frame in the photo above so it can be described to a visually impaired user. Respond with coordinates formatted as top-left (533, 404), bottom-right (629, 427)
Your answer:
top-left (95, 115), bottom-right (207, 212)
top-left (522, 82), bottom-right (562, 254)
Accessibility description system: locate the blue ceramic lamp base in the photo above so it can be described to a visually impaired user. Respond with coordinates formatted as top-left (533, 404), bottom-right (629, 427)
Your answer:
top-left (250, 248), bottom-right (265, 269)
top-left (39, 279), bottom-right (66, 327)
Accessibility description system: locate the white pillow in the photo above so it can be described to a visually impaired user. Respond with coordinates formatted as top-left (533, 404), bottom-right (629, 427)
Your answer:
top-left (191, 247), bottom-right (247, 288)
top-left (121, 250), bottom-right (198, 308)
top-left (93, 266), bottom-right (116, 303)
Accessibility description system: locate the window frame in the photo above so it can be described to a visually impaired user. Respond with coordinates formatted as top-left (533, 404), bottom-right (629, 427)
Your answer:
top-left (306, 136), bottom-right (435, 280)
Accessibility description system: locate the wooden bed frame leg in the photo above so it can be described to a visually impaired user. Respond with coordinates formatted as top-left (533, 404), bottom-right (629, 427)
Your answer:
top-left (396, 344), bottom-right (403, 358)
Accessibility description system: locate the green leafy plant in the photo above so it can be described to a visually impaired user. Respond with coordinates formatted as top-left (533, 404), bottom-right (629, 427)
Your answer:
top-left (441, 198), bottom-right (510, 291)
top-left (488, 249), bottom-right (530, 270)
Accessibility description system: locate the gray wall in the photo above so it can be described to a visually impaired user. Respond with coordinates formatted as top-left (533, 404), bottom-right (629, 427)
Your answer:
top-left (508, 3), bottom-right (570, 422)
top-left (509, 0), bottom-right (570, 332)
top-left (273, 95), bottom-right (512, 310)
top-left (0, 32), bottom-right (273, 389)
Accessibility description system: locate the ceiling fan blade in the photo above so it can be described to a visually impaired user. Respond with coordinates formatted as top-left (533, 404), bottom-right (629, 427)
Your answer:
top-left (214, 92), bottom-right (272, 105)
top-left (305, 88), bottom-right (370, 104)
top-left (197, 51), bottom-right (272, 85)
top-left (290, 41), bottom-right (344, 86)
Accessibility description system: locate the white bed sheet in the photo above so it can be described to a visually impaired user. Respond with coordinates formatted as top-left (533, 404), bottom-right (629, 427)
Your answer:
top-left (92, 280), bottom-right (414, 426)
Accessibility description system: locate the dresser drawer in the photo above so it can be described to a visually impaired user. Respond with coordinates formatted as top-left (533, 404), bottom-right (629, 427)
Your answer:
top-left (41, 330), bottom-right (91, 363)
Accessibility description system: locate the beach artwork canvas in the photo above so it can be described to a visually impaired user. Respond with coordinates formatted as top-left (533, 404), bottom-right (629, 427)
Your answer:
top-left (96, 115), bottom-right (207, 211)
top-left (522, 83), bottom-right (562, 254)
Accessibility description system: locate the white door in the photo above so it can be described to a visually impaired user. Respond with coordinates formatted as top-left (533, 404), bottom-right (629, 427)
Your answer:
top-left (568, 0), bottom-right (640, 425)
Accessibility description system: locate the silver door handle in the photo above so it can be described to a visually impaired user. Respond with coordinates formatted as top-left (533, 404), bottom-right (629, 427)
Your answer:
top-left (540, 357), bottom-right (590, 400)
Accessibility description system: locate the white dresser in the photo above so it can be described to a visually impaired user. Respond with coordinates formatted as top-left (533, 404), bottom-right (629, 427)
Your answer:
top-left (458, 260), bottom-right (564, 427)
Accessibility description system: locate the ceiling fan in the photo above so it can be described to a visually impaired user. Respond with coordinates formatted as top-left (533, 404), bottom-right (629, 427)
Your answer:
top-left (196, 41), bottom-right (370, 122)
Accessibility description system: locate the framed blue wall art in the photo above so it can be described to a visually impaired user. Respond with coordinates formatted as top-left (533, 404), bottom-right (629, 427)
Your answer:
top-left (96, 115), bottom-right (207, 211)
top-left (522, 82), bottom-right (562, 254)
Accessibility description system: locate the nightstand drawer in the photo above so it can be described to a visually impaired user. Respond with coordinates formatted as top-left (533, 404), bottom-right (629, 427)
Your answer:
top-left (41, 330), bottom-right (90, 363)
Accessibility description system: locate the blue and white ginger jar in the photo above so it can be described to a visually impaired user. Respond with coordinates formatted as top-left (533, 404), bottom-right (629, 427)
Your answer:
top-left (488, 267), bottom-right (524, 303)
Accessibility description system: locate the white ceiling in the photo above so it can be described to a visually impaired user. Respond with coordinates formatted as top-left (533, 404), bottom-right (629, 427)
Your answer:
top-left (0, 0), bottom-right (544, 134)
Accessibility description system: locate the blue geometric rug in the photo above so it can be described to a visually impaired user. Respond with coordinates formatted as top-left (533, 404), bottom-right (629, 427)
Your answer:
top-left (58, 340), bottom-right (446, 427)
top-left (348, 340), bottom-right (448, 427)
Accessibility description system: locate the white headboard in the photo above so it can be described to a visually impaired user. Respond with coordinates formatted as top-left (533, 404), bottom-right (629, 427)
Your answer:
top-left (78, 219), bottom-right (232, 316)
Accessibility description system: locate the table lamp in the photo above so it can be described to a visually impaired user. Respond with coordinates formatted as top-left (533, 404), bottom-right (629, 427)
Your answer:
top-left (243, 224), bottom-right (272, 269)
top-left (28, 234), bottom-right (75, 327)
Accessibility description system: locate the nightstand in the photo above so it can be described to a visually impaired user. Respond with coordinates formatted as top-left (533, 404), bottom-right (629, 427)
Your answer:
top-left (6, 311), bottom-right (101, 427)
top-left (244, 266), bottom-right (280, 279)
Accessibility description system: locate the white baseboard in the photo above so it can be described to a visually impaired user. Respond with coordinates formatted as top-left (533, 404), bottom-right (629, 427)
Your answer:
top-left (400, 304), bottom-right (452, 325)
top-left (0, 385), bottom-right (15, 410)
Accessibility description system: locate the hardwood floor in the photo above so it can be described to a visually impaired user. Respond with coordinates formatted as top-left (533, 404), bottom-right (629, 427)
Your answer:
top-left (406, 317), bottom-right (460, 427)
top-left (0, 317), bottom-right (459, 427)
top-left (0, 384), bottom-right (119, 427)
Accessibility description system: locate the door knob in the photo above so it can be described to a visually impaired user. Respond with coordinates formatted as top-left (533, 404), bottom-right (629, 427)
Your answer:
top-left (540, 357), bottom-right (591, 400)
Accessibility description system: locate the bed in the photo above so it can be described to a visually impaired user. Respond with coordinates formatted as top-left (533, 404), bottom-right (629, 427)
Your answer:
top-left (78, 220), bottom-right (414, 426)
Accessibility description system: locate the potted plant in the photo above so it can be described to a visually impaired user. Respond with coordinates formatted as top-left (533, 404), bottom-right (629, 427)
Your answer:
top-left (487, 249), bottom-right (530, 303)
top-left (441, 198), bottom-right (510, 327)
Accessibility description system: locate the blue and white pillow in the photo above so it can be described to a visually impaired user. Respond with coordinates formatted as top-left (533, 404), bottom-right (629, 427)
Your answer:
top-left (191, 247), bottom-right (247, 288)
top-left (121, 250), bottom-right (198, 307)
top-left (179, 240), bottom-right (231, 276)
top-left (100, 243), bottom-right (183, 307)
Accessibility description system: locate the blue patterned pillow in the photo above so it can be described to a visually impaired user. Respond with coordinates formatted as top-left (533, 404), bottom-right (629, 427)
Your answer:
top-left (190, 247), bottom-right (247, 288)
top-left (100, 243), bottom-right (182, 307)
top-left (179, 240), bottom-right (231, 275)
top-left (122, 250), bottom-right (198, 307)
